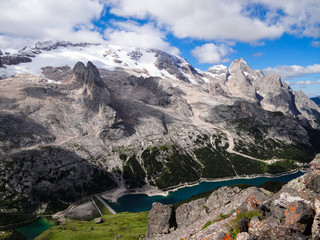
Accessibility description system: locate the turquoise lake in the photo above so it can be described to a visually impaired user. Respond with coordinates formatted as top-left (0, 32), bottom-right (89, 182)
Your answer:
top-left (104, 171), bottom-right (304, 213)
top-left (16, 171), bottom-right (303, 240)
top-left (16, 218), bottom-right (54, 240)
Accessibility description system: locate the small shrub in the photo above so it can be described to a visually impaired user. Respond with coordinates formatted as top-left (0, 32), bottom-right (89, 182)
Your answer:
top-left (227, 211), bottom-right (261, 239)
top-left (202, 220), bottom-right (212, 230)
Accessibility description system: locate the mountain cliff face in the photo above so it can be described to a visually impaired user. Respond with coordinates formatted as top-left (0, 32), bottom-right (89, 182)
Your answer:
top-left (146, 154), bottom-right (320, 240)
top-left (0, 41), bottom-right (320, 214)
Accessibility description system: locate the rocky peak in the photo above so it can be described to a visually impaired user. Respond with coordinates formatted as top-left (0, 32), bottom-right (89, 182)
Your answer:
top-left (226, 58), bottom-right (258, 98)
top-left (84, 61), bottom-right (106, 89)
top-left (73, 61), bottom-right (111, 112)
top-left (229, 58), bottom-right (258, 80)
top-left (73, 61), bottom-right (86, 83)
top-left (153, 49), bottom-right (203, 84)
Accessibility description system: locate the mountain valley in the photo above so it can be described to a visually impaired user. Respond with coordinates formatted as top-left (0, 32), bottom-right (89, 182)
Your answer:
top-left (0, 41), bottom-right (320, 219)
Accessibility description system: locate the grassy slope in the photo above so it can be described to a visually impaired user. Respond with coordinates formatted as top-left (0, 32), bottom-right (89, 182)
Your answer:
top-left (91, 196), bottom-right (112, 215)
top-left (35, 212), bottom-right (149, 240)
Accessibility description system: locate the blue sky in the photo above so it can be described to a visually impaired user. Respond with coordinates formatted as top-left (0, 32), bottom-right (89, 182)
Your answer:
top-left (1, 0), bottom-right (320, 97)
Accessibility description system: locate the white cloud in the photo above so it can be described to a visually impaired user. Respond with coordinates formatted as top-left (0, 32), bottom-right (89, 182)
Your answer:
top-left (107, 0), bottom-right (320, 42)
top-left (263, 64), bottom-right (320, 79)
top-left (191, 43), bottom-right (234, 64)
top-left (107, 0), bottom-right (284, 43)
top-left (251, 0), bottom-right (320, 38)
top-left (0, 0), bottom-right (105, 44)
top-left (104, 21), bottom-right (180, 54)
top-left (291, 80), bottom-right (320, 86)
top-left (311, 41), bottom-right (320, 48)
top-left (252, 52), bottom-right (264, 57)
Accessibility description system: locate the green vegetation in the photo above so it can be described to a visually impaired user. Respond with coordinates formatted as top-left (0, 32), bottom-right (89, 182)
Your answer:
top-left (0, 212), bottom-right (36, 226)
top-left (123, 155), bottom-right (146, 189)
top-left (202, 212), bottom-right (232, 230)
top-left (202, 212), bottom-right (233, 230)
top-left (194, 146), bottom-right (235, 178)
top-left (259, 181), bottom-right (286, 193)
top-left (155, 146), bottom-right (200, 189)
top-left (228, 154), bottom-right (266, 175)
top-left (232, 117), bottom-right (318, 162)
top-left (142, 145), bottom-right (200, 189)
top-left (0, 230), bottom-right (26, 240)
top-left (92, 196), bottom-right (112, 215)
top-left (228, 211), bottom-right (262, 239)
top-left (35, 212), bottom-right (149, 240)
top-left (202, 220), bottom-right (213, 230)
top-left (266, 159), bottom-right (297, 174)
top-left (141, 147), bottom-right (163, 182)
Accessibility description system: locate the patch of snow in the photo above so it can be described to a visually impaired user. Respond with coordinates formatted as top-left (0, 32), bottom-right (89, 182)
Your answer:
top-left (243, 71), bottom-right (249, 77)
top-left (202, 76), bottom-right (210, 83)
top-left (208, 64), bottom-right (227, 72)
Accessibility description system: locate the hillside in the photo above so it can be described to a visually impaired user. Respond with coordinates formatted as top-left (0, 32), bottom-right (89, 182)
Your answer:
top-left (0, 41), bottom-right (320, 217)
top-left (311, 96), bottom-right (320, 106)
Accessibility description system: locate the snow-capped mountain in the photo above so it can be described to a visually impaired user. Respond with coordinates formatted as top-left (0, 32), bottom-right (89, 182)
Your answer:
top-left (0, 40), bottom-right (206, 85)
top-left (0, 41), bottom-right (320, 214)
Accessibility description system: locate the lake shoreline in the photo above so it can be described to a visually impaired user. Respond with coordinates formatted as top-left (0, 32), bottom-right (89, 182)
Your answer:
top-left (101, 168), bottom-right (301, 202)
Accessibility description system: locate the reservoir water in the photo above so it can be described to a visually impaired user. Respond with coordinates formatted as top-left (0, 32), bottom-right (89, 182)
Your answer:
top-left (17, 171), bottom-right (303, 240)
top-left (104, 171), bottom-right (304, 213)
top-left (16, 218), bottom-right (54, 240)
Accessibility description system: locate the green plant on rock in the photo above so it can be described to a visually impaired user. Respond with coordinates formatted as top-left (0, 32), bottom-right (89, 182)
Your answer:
top-left (227, 210), bottom-right (262, 239)
top-left (202, 220), bottom-right (213, 230)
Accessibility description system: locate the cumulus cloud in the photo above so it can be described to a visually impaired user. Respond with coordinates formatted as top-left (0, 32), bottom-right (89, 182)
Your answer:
top-left (106, 0), bottom-right (320, 42)
top-left (191, 43), bottom-right (234, 64)
top-left (263, 64), bottom-right (320, 79)
top-left (311, 41), bottom-right (320, 48)
top-left (104, 21), bottom-right (179, 54)
top-left (0, 0), bottom-right (105, 45)
top-left (251, 0), bottom-right (320, 38)
top-left (107, 0), bottom-right (284, 42)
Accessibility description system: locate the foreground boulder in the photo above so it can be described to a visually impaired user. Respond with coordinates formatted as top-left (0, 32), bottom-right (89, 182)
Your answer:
top-left (146, 202), bottom-right (176, 238)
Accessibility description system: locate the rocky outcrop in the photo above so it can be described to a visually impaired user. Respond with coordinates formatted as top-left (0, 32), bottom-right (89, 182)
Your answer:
top-left (146, 202), bottom-right (176, 238)
top-left (312, 197), bottom-right (320, 240)
top-left (1, 54), bottom-right (32, 65)
top-left (226, 58), bottom-right (257, 99)
top-left (0, 146), bottom-right (116, 213)
top-left (0, 112), bottom-right (56, 154)
top-left (146, 154), bottom-right (320, 240)
top-left (295, 90), bottom-right (320, 128)
top-left (153, 49), bottom-right (203, 84)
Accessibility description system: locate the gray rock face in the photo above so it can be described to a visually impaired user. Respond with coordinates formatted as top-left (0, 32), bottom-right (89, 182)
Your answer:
top-left (175, 198), bottom-right (206, 228)
top-left (312, 197), bottom-right (320, 240)
top-left (41, 65), bottom-right (72, 82)
top-left (284, 201), bottom-right (315, 233)
top-left (226, 58), bottom-right (257, 98)
top-left (146, 202), bottom-right (176, 238)
top-left (0, 112), bottom-right (56, 154)
top-left (1, 54), bottom-right (32, 65)
top-left (81, 61), bottom-right (111, 113)
top-left (0, 146), bottom-right (116, 212)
